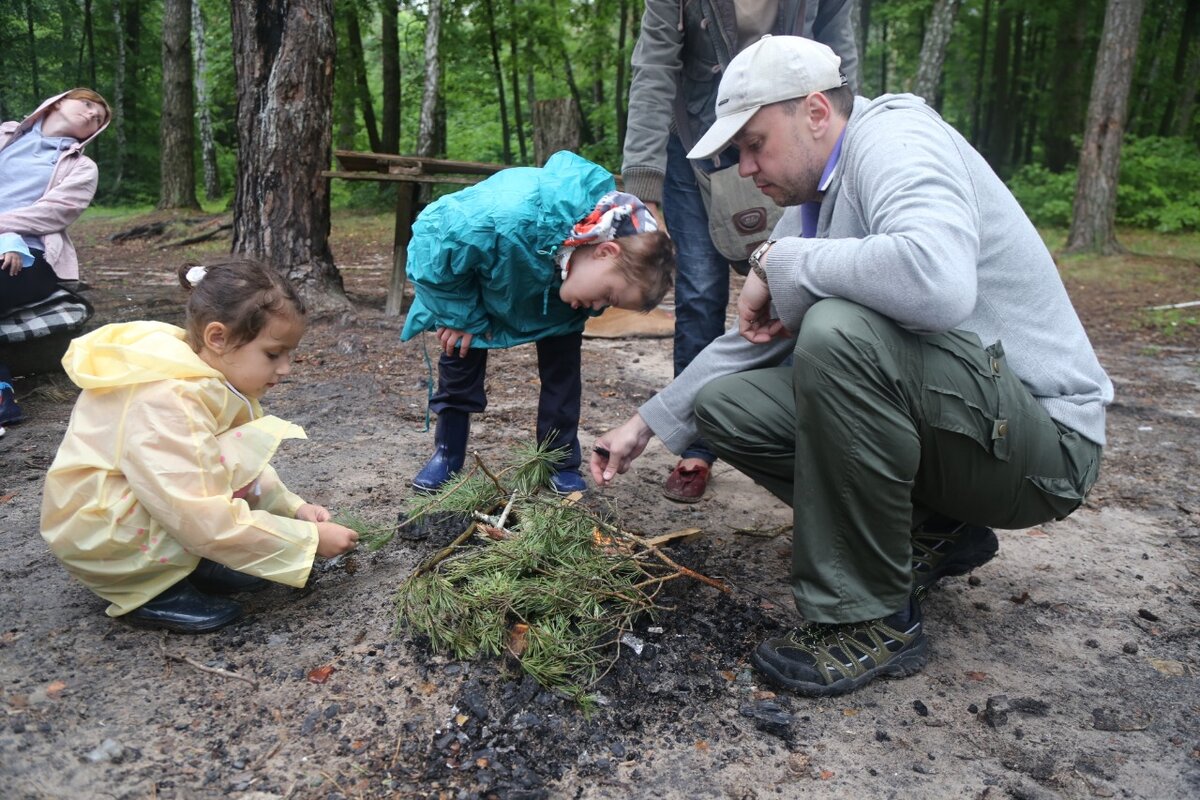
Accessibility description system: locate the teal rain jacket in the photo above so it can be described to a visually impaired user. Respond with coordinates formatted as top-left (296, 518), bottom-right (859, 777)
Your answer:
top-left (399, 150), bottom-right (615, 348)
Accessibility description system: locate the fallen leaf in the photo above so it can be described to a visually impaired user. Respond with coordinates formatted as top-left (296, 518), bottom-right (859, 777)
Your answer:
top-left (307, 665), bottom-right (335, 684)
top-left (507, 623), bottom-right (529, 658)
top-left (819, 770), bottom-right (835, 780)
top-left (1009, 591), bottom-right (1031, 604)
top-left (695, 740), bottom-right (709, 751)
top-left (476, 758), bottom-right (489, 768)
top-left (455, 714), bottom-right (468, 726)
top-left (1147, 658), bottom-right (1189, 677)
top-left (0, 493), bottom-right (16, 504)
top-left (46, 680), bottom-right (67, 699)
top-left (965, 671), bottom-right (989, 682)
top-left (420, 682), bottom-right (438, 695)
top-left (1025, 528), bottom-right (1047, 537)
top-left (719, 670), bottom-right (736, 682)
top-left (842, 708), bottom-right (860, 717)
top-left (482, 525), bottom-right (506, 540)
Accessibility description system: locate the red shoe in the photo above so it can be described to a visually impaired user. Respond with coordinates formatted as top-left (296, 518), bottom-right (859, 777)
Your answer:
top-left (663, 461), bottom-right (710, 503)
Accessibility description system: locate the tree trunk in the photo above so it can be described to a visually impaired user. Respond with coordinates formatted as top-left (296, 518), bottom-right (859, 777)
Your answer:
top-left (615, 0), bottom-right (630, 151)
top-left (230, 0), bottom-right (347, 312)
top-left (333, 0), bottom-right (359, 150)
top-left (83, 0), bottom-right (96, 89)
top-left (417, 0), bottom-right (443, 158)
top-left (548, 0), bottom-right (593, 144)
top-left (1160, 0), bottom-right (1199, 135)
top-left (970, 0), bottom-right (991, 145)
top-left (507, 0), bottom-right (527, 163)
top-left (159, 0), bottom-right (200, 210)
top-left (1173, 34), bottom-right (1200, 137)
top-left (1043, 6), bottom-right (1090, 172)
top-left (856, 0), bottom-right (869, 87)
top-left (192, 0), bottom-right (221, 201)
top-left (533, 98), bottom-right (581, 166)
top-left (107, 1), bottom-right (127, 195)
top-left (25, 2), bottom-right (40, 100)
top-left (483, 0), bottom-right (512, 163)
top-left (1066, 0), bottom-right (1146, 255)
top-left (381, 0), bottom-right (401, 153)
top-left (345, 3), bottom-right (380, 152)
top-left (913, 0), bottom-right (961, 106)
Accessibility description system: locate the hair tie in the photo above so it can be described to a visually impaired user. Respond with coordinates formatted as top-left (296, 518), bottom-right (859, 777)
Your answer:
top-left (185, 265), bottom-right (208, 286)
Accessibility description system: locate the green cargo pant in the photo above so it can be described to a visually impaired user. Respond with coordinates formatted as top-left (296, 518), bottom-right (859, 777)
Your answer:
top-left (694, 299), bottom-right (1102, 624)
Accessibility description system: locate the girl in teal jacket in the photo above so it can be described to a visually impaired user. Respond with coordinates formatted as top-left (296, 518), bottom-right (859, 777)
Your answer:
top-left (400, 150), bottom-right (674, 494)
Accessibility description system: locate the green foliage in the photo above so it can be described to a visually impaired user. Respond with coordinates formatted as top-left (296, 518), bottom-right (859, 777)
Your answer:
top-left (1007, 164), bottom-right (1077, 228)
top-left (1115, 137), bottom-right (1200, 233)
top-left (1008, 137), bottom-right (1200, 232)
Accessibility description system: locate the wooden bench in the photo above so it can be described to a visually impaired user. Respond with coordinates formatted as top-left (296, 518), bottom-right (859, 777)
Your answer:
top-left (322, 151), bottom-right (507, 316)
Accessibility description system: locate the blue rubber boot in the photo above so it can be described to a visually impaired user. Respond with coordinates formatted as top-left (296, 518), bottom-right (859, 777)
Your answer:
top-left (549, 468), bottom-right (587, 495)
top-left (412, 410), bottom-right (470, 493)
top-left (0, 364), bottom-right (24, 426)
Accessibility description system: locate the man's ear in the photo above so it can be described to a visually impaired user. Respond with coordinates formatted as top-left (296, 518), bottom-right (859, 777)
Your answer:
top-left (202, 321), bottom-right (230, 354)
top-left (808, 92), bottom-right (833, 135)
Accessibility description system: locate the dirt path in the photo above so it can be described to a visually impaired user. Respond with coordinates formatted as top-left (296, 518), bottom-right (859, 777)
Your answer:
top-left (1, 214), bottom-right (1197, 799)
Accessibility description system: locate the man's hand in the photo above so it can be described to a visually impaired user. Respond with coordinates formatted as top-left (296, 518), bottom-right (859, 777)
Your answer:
top-left (645, 201), bottom-right (666, 231)
top-left (436, 326), bottom-right (475, 358)
top-left (2, 251), bottom-right (23, 277)
top-left (737, 271), bottom-right (790, 343)
top-left (589, 414), bottom-right (655, 486)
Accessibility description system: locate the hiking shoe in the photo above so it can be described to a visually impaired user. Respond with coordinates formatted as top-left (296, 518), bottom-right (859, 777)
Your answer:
top-left (911, 517), bottom-right (999, 592)
top-left (752, 595), bottom-right (927, 697)
top-left (188, 558), bottom-right (271, 594)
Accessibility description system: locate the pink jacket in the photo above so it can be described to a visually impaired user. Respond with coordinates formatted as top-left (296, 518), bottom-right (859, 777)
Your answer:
top-left (0, 91), bottom-right (109, 281)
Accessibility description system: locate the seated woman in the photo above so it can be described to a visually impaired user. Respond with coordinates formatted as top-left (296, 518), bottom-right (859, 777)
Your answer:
top-left (0, 88), bottom-right (110, 431)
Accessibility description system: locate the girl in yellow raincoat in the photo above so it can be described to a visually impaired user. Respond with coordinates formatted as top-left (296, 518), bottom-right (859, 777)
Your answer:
top-left (41, 258), bottom-right (359, 633)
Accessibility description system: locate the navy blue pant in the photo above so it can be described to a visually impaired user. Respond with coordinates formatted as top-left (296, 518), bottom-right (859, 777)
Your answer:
top-left (0, 250), bottom-right (56, 315)
top-left (430, 331), bottom-right (583, 470)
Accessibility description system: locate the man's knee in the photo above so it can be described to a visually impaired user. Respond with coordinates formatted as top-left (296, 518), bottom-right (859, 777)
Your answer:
top-left (694, 377), bottom-right (738, 437)
top-left (793, 299), bottom-right (899, 377)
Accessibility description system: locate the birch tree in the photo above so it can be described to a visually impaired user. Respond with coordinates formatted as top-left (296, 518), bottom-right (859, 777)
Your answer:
top-left (191, 0), bottom-right (220, 201)
top-left (913, 0), bottom-right (962, 107)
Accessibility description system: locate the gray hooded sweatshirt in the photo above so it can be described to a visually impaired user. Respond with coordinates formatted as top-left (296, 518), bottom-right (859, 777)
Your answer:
top-left (639, 94), bottom-right (1113, 449)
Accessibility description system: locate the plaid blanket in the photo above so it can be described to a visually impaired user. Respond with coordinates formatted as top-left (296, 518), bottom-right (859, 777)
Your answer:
top-left (0, 288), bottom-right (94, 344)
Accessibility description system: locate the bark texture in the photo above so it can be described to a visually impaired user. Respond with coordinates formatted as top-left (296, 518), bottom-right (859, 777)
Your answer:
top-left (913, 0), bottom-right (961, 107)
top-left (159, 0), bottom-right (199, 210)
top-left (231, 0), bottom-right (347, 312)
top-left (1066, 0), bottom-right (1146, 255)
top-left (417, 0), bottom-right (443, 158)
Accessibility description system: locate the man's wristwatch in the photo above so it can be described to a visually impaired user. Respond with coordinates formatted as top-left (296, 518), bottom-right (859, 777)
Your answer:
top-left (748, 239), bottom-right (776, 283)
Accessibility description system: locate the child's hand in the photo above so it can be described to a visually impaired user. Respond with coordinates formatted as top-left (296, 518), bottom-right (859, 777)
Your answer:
top-left (315, 521), bottom-right (359, 558)
top-left (296, 503), bottom-right (333, 523)
top-left (435, 326), bottom-right (474, 358)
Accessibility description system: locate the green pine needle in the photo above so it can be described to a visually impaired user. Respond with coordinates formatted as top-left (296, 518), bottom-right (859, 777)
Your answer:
top-left (393, 441), bottom-right (696, 702)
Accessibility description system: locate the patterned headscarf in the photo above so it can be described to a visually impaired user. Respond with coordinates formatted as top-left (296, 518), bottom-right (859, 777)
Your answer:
top-left (556, 191), bottom-right (659, 280)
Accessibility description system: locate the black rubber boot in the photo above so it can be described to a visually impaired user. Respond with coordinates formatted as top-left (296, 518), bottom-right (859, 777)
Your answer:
top-left (412, 410), bottom-right (471, 493)
top-left (125, 580), bottom-right (243, 633)
top-left (188, 558), bottom-right (271, 594)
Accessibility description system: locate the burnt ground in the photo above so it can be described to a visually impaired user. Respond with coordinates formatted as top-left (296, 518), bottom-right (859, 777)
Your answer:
top-left (1, 210), bottom-right (1198, 799)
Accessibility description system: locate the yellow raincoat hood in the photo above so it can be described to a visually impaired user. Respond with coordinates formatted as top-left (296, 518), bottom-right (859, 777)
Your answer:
top-left (42, 322), bottom-right (319, 616)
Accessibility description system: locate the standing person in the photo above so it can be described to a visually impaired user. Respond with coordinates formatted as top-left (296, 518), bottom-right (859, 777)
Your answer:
top-left (592, 36), bottom-right (1112, 696)
top-left (621, 0), bottom-right (859, 503)
top-left (0, 88), bottom-right (110, 430)
top-left (401, 150), bottom-right (674, 495)
top-left (41, 259), bottom-right (360, 633)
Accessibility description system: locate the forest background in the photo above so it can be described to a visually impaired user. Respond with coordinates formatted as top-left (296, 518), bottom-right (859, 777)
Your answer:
top-left (1, 0), bottom-right (1197, 246)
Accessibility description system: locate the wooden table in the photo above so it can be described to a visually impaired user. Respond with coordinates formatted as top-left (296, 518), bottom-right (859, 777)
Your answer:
top-left (323, 151), bottom-right (507, 316)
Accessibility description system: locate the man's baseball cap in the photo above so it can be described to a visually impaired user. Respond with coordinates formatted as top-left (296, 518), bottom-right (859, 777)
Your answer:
top-left (688, 35), bottom-right (845, 160)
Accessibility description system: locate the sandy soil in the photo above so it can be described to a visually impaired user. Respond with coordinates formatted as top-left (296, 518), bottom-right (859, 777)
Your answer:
top-left (1, 212), bottom-right (1197, 799)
